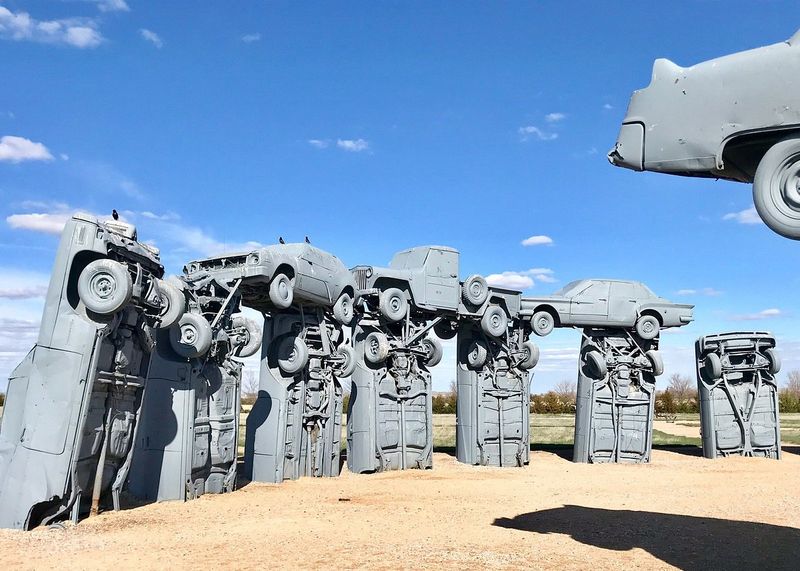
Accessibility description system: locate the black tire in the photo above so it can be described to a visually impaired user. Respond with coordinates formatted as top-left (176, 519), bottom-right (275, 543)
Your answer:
top-left (364, 331), bottom-right (390, 364)
top-left (169, 313), bottom-right (213, 359)
top-left (420, 338), bottom-right (443, 367)
top-left (155, 278), bottom-right (185, 329)
top-left (333, 343), bottom-right (356, 377)
top-left (518, 340), bottom-right (539, 370)
top-left (231, 314), bottom-right (262, 358)
top-left (585, 350), bottom-right (607, 380)
top-left (635, 315), bottom-right (660, 340)
top-left (466, 339), bottom-right (488, 369)
top-left (333, 292), bottom-right (355, 325)
top-left (531, 310), bottom-right (555, 337)
top-left (703, 353), bottom-right (722, 381)
top-left (379, 287), bottom-right (407, 323)
top-left (462, 275), bottom-right (488, 306)
top-left (480, 305), bottom-right (508, 338)
top-left (77, 259), bottom-right (133, 315)
top-left (433, 319), bottom-right (458, 340)
top-left (277, 335), bottom-right (309, 375)
top-left (269, 273), bottom-right (293, 309)
top-left (764, 347), bottom-right (781, 375)
top-left (645, 349), bottom-right (664, 376)
top-left (753, 135), bottom-right (800, 240)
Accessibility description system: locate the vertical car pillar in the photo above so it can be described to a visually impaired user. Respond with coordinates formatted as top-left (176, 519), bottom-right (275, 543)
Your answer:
top-left (573, 328), bottom-right (662, 464)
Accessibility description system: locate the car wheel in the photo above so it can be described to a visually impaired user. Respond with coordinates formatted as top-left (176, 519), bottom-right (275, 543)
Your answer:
top-left (169, 313), bottom-right (213, 359)
top-left (461, 275), bottom-right (488, 306)
top-left (78, 259), bottom-right (133, 315)
top-left (379, 287), bottom-right (407, 323)
top-left (231, 314), bottom-right (262, 358)
top-left (466, 339), bottom-right (488, 369)
top-left (480, 305), bottom-right (508, 338)
top-left (364, 331), bottom-right (390, 364)
top-left (518, 340), bottom-right (539, 370)
top-left (154, 278), bottom-right (185, 329)
top-left (277, 335), bottom-right (309, 375)
top-left (433, 319), bottom-right (458, 340)
top-left (269, 273), bottom-right (294, 309)
top-left (333, 343), bottom-right (356, 377)
top-left (753, 135), bottom-right (800, 240)
top-left (703, 353), bottom-right (722, 381)
top-left (635, 315), bottom-right (660, 340)
top-left (531, 310), bottom-right (555, 337)
top-left (764, 347), bottom-right (781, 375)
top-left (645, 349), bottom-right (664, 376)
top-left (584, 350), bottom-right (607, 380)
top-left (333, 292), bottom-right (354, 325)
top-left (420, 338), bottom-right (443, 367)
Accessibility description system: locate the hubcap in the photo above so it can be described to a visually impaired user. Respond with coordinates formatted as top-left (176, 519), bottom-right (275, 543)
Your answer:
top-left (278, 280), bottom-right (289, 299)
top-left (181, 324), bottom-right (197, 345)
top-left (90, 272), bottom-right (115, 299)
top-left (781, 161), bottom-right (800, 210)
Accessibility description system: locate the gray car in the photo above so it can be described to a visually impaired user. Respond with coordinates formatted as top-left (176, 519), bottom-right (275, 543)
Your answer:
top-left (521, 279), bottom-right (693, 339)
top-left (608, 29), bottom-right (800, 239)
top-left (184, 242), bottom-right (358, 325)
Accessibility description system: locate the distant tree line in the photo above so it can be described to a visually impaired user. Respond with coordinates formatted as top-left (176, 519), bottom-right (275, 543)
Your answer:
top-left (0, 392), bottom-right (4, 407)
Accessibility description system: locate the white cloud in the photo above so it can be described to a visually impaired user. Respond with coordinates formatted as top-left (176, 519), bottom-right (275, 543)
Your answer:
top-left (723, 207), bottom-right (763, 225)
top-left (139, 28), bottom-right (163, 48)
top-left (0, 7), bottom-right (103, 48)
top-left (0, 269), bottom-right (50, 300)
top-left (730, 308), bottom-right (783, 321)
top-left (337, 139), bottom-right (369, 152)
top-left (521, 234), bottom-right (553, 247)
top-left (603, 103), bottom-right (614, 110)
top-left (241, 33), bottom-right (261, 43)
top-left (676, 287), bottom-right (723, 297)
top-left (545, 112), bottom-right (566, 123)
top-left (518, 125), bottom-right (557, 142)
top-left (96, 0), bottom-right (130, 12)
top-left (0, 135), bottom-right (53, 163)
top-left (60, 153), bottom-right (69, 161)
top-left (308, 139), bottom-right (330, 149)
top-left (74, 160), bottom-right (146, 199)
top-left (6, 212), bottom-right (72, 234)
top-left (485, 268), bottom-right (556, 291)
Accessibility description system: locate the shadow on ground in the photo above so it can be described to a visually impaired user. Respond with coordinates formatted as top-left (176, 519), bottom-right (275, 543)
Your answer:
top-left (783, 446), bottom-right (800, 456)
top-left (493, 505), bottom-right (800, 570)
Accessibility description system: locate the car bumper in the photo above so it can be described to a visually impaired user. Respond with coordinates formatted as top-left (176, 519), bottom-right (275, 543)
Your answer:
top-left (607, 122), bottom-right (644, 171)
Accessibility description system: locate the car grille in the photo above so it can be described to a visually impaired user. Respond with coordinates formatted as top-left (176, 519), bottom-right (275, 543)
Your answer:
top-left (352, 269), bottom-right (369, 290)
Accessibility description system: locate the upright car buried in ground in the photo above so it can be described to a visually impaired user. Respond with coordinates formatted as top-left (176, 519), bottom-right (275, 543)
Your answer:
top-left (608, 28), bottom-right (800, 239)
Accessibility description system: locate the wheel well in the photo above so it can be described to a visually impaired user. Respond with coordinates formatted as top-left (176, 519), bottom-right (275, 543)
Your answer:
top-left (721, 127), bottom-right (800, 182)
top-left (534, 304), bottom-right (560, 326)
top-left (639, 309), bottom-right (662, 325)
top-left (341, 285), bottom-right (355, 300)
top-left (66, 250), bottom-right (107, 310)
top-left (374, 278), bottom-right (411, 299)
top-left (274, 263), bottom-right (295, 281)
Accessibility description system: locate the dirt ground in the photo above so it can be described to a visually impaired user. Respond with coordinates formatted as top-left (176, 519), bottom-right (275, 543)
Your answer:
top-left (1, 447), bottom-right (799, 570)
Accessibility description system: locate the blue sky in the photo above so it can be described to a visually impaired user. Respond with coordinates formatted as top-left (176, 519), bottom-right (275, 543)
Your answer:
top-left (1, 1), bottom-right (800, 392)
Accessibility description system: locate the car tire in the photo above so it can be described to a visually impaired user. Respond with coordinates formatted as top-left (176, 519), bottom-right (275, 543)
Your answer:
top-left (466, 339), bottom-right (488, 369)
top-left (232, 314), bottom-right (262, 358)
top-left (645, 349), bottom-right (664, 376)
top-left (77, 259), bottom-right (133, 315)
top-left (154, 278), bottom-right (185, 329)
top-left (333, 343), bottom-right (356, 377)
top-left (169, 313), bottom-right (213, 359)
top-left (333, 292), bottom-right (354, 325)
top-left (635, 315), bottom-right (660, 340)
top-left (269, 273), bottom-right (294, 309)
top-left (364, 331), bottom-right (390, 364)
top-left (379, 287), bottom-right (407, 323)
top-left (753, 135), bottom-right (800, 240)
top-left (703, 353), bottom-right (722, 381)
top-left (277, 335), bottom-right (309, 375)
top-left (462, 275), bottom-right (488, 306)
top-left (585, 350), bottom-right (607, 380)
top-left (480, 305), bottom-right (508, 338)
top-left (531, 310), bottom-right (555, 337)
top-left (764, 347), bottom-right (781, 375)
top-left (420, 338), bottom-right (443, 367)
top-left (433, 319), bottom-right (458, 340)
top-left (518, 340), bottom-right (539, 370)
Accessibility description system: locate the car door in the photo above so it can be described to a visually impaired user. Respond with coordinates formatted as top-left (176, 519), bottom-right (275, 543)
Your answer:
top-left (296, 247), bottom-right (332, 303)
top-left (424, 248), bottom-right (459, 311)
top-left (569, 281), bottom-right (610, 323)
top-left (608, 282), bottom-right (639, 325)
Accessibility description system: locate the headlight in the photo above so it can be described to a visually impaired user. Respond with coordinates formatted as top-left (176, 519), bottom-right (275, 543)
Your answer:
top-left (247, 253), bottom-right (260, 265)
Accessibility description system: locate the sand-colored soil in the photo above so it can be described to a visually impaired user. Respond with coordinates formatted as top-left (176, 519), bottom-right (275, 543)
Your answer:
top-left (653, 420), bottom-right (701, 438)
top-left (1, 449), bottom-right (799, 570)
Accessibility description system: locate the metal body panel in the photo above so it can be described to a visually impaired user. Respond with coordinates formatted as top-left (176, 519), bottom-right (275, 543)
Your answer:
top-left (573, 329), bottom-right (659, 464)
